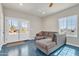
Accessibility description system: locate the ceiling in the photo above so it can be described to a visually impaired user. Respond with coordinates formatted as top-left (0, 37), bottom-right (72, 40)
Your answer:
top-left (3, 3), bottom-right (78, 17)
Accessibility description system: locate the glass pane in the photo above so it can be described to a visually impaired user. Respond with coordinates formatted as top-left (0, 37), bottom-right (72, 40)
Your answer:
top-left (9, 19), bottom-right (18, 35)
top-left (59, 18), bottom-right (64, 29)
top-left (20, 22), bottom-right (28, 33)
top-left (67, 16), bottom-right (72, 30)
top-left (71, 15), bottom-right (77, 30)
top-left (63, 17), bottom-right (66, 30)
top-left (59, 17), bottom-right (66, 34)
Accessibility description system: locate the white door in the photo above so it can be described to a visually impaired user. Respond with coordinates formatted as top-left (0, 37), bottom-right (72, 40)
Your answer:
top-left (19, 19), bottom-right (30, 41)
top-left (5, 17), bottom-right (19, 43)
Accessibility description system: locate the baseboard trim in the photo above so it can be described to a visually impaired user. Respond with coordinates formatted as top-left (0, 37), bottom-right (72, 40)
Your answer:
top-left (6, 41), bottom-right (26, 47)
top-left (66, 43), bottom-right (79, 48)
top-left (4, 39), bottom-right (34, 47)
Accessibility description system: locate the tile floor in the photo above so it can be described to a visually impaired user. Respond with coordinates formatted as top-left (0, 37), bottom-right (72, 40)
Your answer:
top-left (0, 40), bottom-right (79, 56)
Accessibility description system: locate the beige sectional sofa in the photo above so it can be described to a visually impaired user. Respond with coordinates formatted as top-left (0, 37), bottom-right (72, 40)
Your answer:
top-left (35, 31), bottom-right (66, 55)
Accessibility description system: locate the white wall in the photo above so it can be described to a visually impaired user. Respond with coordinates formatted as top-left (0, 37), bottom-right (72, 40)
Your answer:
top-left (0, 4), bottom-right (4, 50)
top-left (42, 4), bottom-right (79, 47)
top-left (3, 7), bottom-right (42, 39)
top-left (42, 15), bottom-right (58, 32)
top-left (0, 4), bottom-right (4, 44)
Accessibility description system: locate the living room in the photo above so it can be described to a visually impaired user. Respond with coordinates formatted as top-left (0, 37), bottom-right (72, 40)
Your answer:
top-left (0, 3), bottom-right (79, 56)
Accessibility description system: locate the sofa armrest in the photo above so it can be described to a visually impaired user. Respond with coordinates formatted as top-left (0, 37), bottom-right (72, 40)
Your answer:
top-left (56, 34), bottom-right (66, 45)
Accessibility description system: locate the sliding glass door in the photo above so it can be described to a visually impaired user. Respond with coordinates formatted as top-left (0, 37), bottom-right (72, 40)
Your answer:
top-left (5, 17), bottom-right (19, 43)
top-left (19, 19), bottom-right (30, 41)
top-left (5, 17), bottom-right (30, 43)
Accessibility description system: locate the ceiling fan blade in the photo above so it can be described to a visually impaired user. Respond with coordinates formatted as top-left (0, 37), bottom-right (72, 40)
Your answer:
top-left (49, 3), bottom-right (53, 7)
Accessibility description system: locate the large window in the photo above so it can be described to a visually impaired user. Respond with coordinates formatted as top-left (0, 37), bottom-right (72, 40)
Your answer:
top-left (59, 15), bottom-right (77, 37)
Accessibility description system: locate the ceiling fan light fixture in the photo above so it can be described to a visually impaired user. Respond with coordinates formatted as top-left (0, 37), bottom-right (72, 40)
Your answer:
top-left (19, 3), bottom-right (23, 6)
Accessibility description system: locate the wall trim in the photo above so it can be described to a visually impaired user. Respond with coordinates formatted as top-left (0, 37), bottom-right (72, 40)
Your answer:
top-left (66, 42), bottom-right (79, 47)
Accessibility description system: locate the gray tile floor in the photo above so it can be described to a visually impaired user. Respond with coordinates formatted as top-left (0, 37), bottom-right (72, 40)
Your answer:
top-left (0, 40), bottom-right (79, 56)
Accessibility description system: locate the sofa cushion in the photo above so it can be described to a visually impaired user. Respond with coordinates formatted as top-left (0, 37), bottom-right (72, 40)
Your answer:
top-left (35, 36), bottom-right (46, 40)
top-left (36, 38), bottom-right (56, 51)
top-left (48, 32), bottom-right (53, 37)
top-left (38, 32), bottom-right (43, 36)
top-left (35, 31), bottom-right (57, 43)
top-left (44, 32), bottom-right (48, 36)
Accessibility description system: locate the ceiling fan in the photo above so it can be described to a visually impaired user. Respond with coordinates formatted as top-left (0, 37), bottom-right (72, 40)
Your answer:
top-left (49, 3), bottom-right (53, 7)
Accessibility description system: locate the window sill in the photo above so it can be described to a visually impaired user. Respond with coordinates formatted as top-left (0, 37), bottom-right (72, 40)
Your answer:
top-left (66, 35), bottom-right (77, 37)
